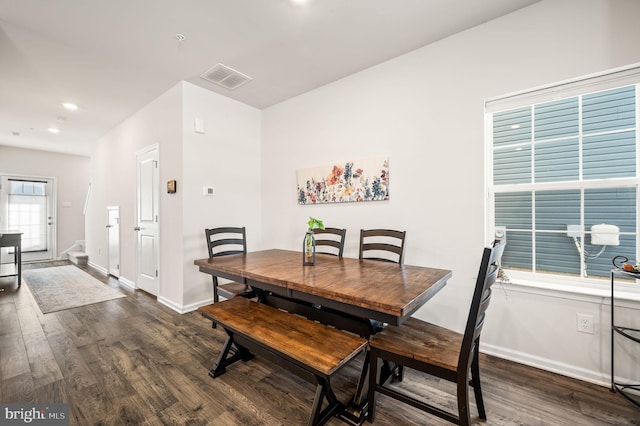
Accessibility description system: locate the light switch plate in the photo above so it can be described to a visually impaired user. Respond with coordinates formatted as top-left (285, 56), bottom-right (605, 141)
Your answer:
top-left (194, 118), bottom-right (205, 134)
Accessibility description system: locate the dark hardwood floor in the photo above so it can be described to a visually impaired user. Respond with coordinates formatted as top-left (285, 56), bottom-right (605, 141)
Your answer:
top-left (1, 262), bottom-right (638, 425)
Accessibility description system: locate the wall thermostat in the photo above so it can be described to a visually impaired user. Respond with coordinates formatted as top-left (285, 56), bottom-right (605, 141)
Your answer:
top-left (167, 180), bottom-right (177, 194)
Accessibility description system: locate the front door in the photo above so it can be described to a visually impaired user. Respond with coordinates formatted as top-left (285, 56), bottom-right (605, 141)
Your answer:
top-left (0, 175), bottom-right (55, 263)
top-left (135, 146), bottom-right (159, 296)
top-left (107, 206), bottom-right (120, 278)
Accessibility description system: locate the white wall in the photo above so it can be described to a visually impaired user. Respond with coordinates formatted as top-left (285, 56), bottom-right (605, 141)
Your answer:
top-left (180, 81), bottom-right (262, 309)
top-left (87, 83), bottom-right (183, 303)
top-left (261, 0), bottom-right (640, 385)
top-left (0, 146), bottom-right (89, 257)
top-left (87, 81), bottom-right (262, 312)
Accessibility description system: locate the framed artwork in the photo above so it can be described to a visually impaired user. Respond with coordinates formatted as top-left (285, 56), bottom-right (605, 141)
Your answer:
top-left (296, 157), bottom-right (389, 205)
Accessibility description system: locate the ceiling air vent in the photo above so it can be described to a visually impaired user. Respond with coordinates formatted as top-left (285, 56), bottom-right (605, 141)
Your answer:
top-left (200, 63), bottom-right (252, 90)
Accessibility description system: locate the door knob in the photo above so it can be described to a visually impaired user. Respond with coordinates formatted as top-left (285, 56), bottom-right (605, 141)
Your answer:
top-left (134, 226), bottom-right (141, 231)
top-left (106, 225), bottom-right (112, 228)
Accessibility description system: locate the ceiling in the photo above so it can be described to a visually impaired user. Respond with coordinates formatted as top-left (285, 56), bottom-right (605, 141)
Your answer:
top-left (0, 0), bottom-right (540, 157)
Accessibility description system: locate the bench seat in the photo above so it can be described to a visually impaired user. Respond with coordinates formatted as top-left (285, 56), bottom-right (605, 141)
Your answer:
top-left (199, 297), bottom-right (368, 425)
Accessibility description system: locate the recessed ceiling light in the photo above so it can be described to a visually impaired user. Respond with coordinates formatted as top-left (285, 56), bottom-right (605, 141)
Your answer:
top-left (510, 124), bottom-right (521, 129)
top-left (62, 102), bottom-right (78, 110)
top-left (48, 127), bottom-right (60, 134)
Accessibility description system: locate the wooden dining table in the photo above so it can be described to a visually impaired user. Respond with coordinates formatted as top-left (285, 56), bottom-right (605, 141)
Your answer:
top-left (195, 248), bottom-right (452, 328)
top-left (195, 249), bottom-right (452, 425)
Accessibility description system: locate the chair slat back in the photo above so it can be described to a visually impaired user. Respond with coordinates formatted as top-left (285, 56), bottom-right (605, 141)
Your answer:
top-left (459, 241), bottom-right (505, 372)
top-left (359, 229), bottom-right (406, 264)
top-left (205, 227), bottom-right (247, 259)
top-left (313, 227), bottom-right (347, 257)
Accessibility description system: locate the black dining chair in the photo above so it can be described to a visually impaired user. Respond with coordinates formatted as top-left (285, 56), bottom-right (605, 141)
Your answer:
top-left (359, 229), bottom-right (406, 264)
top-left (367, 241), bottom-right (506, 426)
top-left (313, 227), bottom-right (347, 258)
top-left (204, 227), bottom-right (253, 304)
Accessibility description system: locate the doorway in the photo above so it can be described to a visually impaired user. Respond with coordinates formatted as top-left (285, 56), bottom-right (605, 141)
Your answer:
top-left (0, 175), bottom-right (55, 263)
top-left (107, 206), bottom-right (120, 278)
top-left (135, 146), bottom-right (159, 296)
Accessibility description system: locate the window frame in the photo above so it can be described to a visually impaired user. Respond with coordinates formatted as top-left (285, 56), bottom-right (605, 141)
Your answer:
top-left (485, 64), bottom-right (640, 298)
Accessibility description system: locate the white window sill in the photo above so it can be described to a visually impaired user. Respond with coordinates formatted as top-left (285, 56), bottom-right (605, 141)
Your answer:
top-left (498, 275), bottom-right (640, 308)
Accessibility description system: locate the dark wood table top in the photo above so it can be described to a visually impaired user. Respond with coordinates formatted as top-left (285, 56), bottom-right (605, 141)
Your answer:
top-left (195, 249), bottom-right (452, 325)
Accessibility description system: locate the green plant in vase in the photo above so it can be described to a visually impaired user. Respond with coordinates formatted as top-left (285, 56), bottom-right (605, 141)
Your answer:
top-left (303, 217), bottom-right (324, 265)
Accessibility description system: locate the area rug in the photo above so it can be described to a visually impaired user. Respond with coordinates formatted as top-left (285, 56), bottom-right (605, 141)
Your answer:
top-left (23, 265), bottom-right (126, 314)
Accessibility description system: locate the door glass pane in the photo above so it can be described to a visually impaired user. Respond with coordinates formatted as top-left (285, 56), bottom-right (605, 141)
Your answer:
top-left (8, 195), bottom-right (47, 252)
top-left (7, 180), bottom-right (48, 253)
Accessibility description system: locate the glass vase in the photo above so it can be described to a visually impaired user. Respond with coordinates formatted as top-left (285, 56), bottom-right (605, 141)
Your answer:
top-left (303, 231), bottom-right (316, 266)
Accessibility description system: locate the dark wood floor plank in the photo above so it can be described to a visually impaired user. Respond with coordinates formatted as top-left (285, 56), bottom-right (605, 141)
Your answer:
top-left (14, 292), bottom-right (45, 336)
top-left (33, 379), bottom-right (68, 404)
top-left (1, 261), bottom-right (637, 426)
top-left (156, 401), bottom-right (211, 426)
top-left (0, 302), bottom-right (20, 336)
top-left (47, 332), bottom-right (98, 392)
top-left (0, 332), bottom-right (31, 380)
top-left (1, 371), bottom-right (35, 404)
top-left (107, 344), bottom-right (181, 415)
top-left (66, 382), bottom-right (116, 425)
top-left (76, 341), bottom-right (139, 404)
top-left (105, 393), bottom-right (162, 426)
top-left (167, 348), bottom-right (290, 425)
top-left (22, 330), bottom-right (64, 388)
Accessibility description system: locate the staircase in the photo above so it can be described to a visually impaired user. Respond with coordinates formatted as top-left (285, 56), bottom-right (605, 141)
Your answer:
top-left (68, 250), bottom-right (88, 266)
top-left (63, 240), bottom-right (88, 265)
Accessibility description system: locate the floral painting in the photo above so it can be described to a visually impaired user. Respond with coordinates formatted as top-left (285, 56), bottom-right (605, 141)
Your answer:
top-left (296, 157), bottom-right (389, 205)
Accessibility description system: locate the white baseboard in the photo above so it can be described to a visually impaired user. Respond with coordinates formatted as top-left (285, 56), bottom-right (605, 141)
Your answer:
top-left (481, 342), bottom-right (611, 387)
top-left (157, 296), bottom-right (214, 314)
top-left (87, 261), bottom-right (107, 274)
top-left (118, 276), bottom-right (136, 290)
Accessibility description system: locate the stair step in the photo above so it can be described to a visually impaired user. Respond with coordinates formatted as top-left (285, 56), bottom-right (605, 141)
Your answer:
top-left (68, 251), bottom-right (88, 266)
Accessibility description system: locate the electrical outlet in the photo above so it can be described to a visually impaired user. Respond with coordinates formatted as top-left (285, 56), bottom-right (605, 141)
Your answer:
top-left (577, 313), bottom-right (594, 334)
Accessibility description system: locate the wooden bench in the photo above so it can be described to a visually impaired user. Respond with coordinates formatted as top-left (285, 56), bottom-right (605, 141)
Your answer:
top-left (198, 297), bottom-right (368, 426)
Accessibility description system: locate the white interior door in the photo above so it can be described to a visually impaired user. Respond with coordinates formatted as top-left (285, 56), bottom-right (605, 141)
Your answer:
top-left (107, 206), bottom-right (120, 277)
top-left (135, 147), bottom-right (159, 295)
top-left (0, 175), bottom-right (55, 263)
